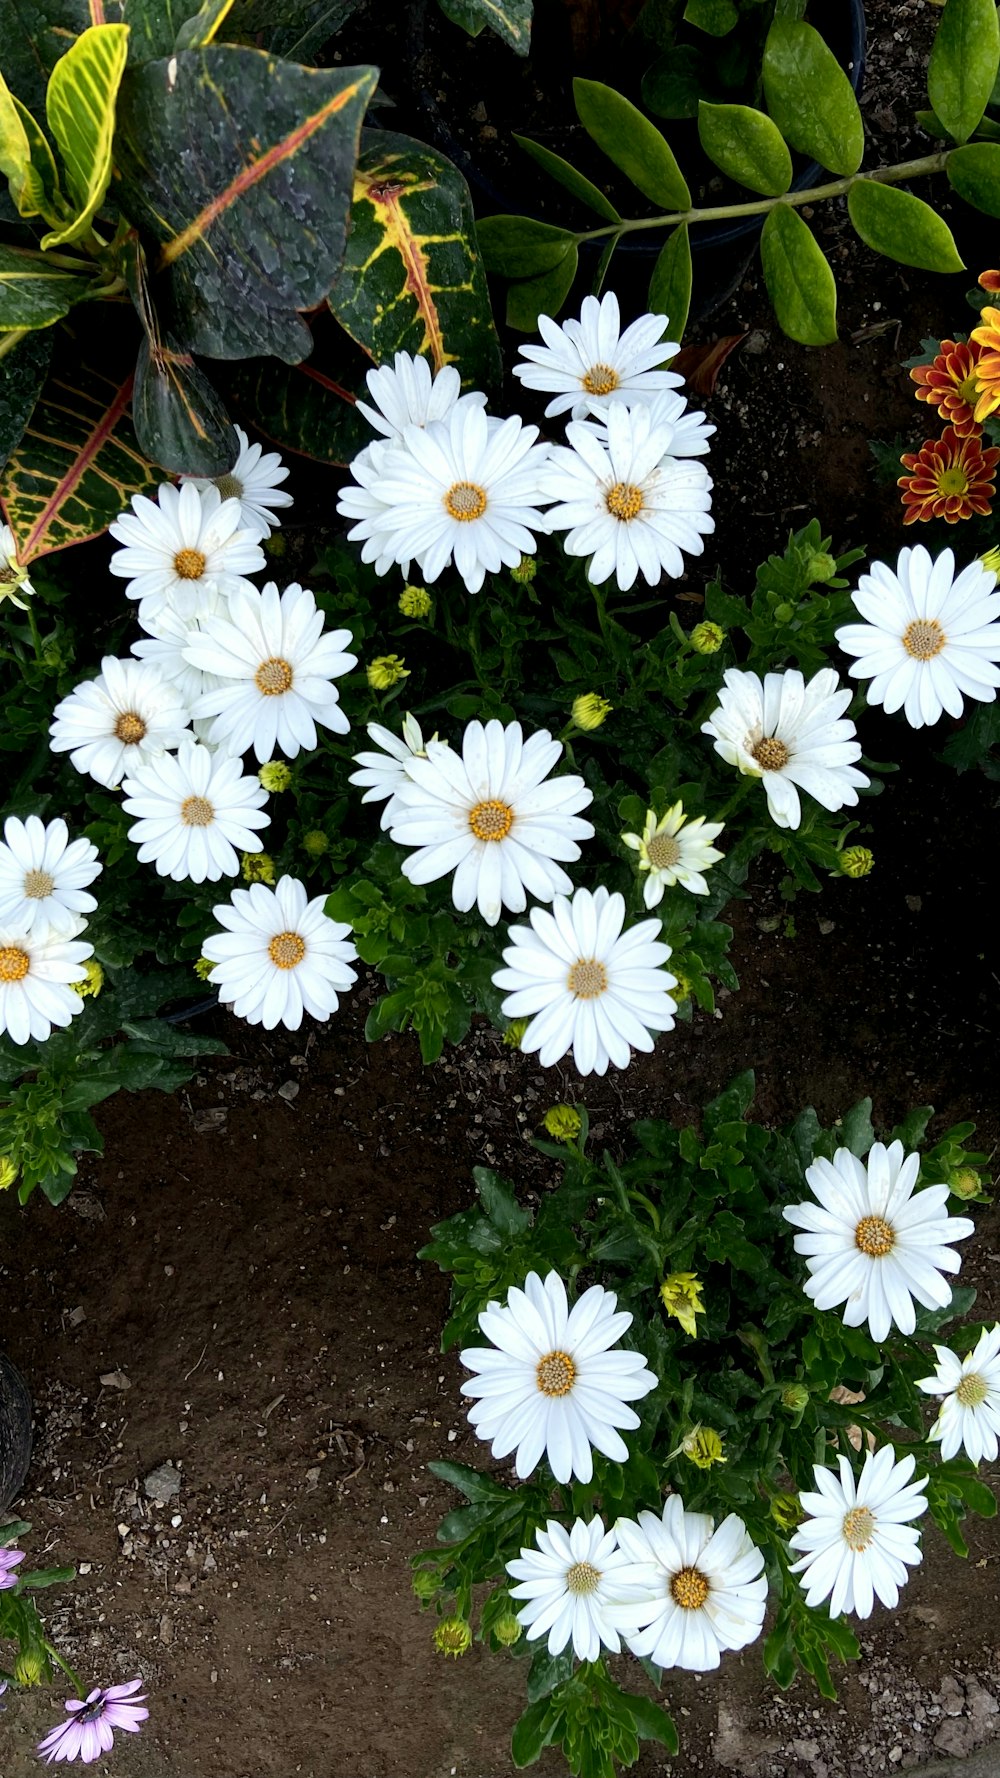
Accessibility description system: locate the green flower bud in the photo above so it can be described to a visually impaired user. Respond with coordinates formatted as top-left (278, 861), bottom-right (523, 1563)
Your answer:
top-left (411, 1568), bottom-right (443, 1602)
top-left (503, 1018), bottom-right (530, 1050)
top-left (770, 1492), bottom-right (802, 1533)
top-left (543, 1104), bottom-right (582, 1143)
top-left (399, 584), bottom-right (432, 619)
top-left (0, 1155), bottom-right (19, 1192)
top-left (194, 955), bottom-right (215, 982)
top-left (773, 602), bottom-right (795, 624)
top-left (571, 693), bottom-right (612, 731)
top-left (493, 1612), bottom-right (522, 1647)
top-left (949, 1167), bottom-right (982, 1200)
top-left (690, 621), bottom-right (724, 655)
top-left (302, 830), bottom-right (329, 858)
top-left (840, 846), bottom-right (874, 879)
top-left (241, 852), bottom-right (276, 885)
top-left (807, 552), bottom-right (837, 583)
top-left (510, 555), bottom-right (537, 584)
top-left (367, 654), bottom-right (410, 691)
top-left (71, 959), bottom-right (104, 998)
top-left (433, 1616), bottom-right (472, 1659)
top-left (781, 1383), bottom-right (810, 1414)
top-left (259, 760), bottom-right (292, 793)
top-left (14, 1645), bottom-right (48, 1686)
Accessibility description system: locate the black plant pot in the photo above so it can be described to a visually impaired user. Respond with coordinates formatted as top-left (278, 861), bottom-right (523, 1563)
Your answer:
top-left (408, 0), bottom-right (867, 325)
top-left (0, 1353), bottom-right (32, 1515)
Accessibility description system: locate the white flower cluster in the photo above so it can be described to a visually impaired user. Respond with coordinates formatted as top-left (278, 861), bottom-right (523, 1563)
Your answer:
top-left (336, 294), bottom-right (715, 594)
top-left (0, 816), bottom-right (100, 1044)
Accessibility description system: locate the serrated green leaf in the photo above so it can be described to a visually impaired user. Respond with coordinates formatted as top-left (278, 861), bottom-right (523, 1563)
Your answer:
top-left (648, 223), bottom-right (692, 343)
top-left (698, 102), bottom-right (793, 196)
top-left (505, 244), bottom-right (578, 331)
top-left (574, 77), bottom-right (691, 210)
top-left (514, 135), bottom-right (620, 222)
top-left (928, 0), bottom-right (1000, 144)
top-left (42, 24), bottom-right (130, 249)
top-left (947, 141), bottom-right (1000, 217)
top-left (437, 0), bottom-right (532, 55)
top-left (760, 205), bottom-right (838, 346)
top-left (847, 179), bottom-right (965, 272)
top-left (476, 214), bottom-right (578, 278)
top-left (0, 242), bottom-right (96, 331)
top-left (512, 1698), bottom-right (559, 1768)
top-left (763, 19), bottom-right (864, 175)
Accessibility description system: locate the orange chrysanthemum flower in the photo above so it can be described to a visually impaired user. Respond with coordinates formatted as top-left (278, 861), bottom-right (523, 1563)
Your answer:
top-left (970, 306), bottom-right (1000, 424)
top-left (898, 426), bottom-right (1000, 525)
top-left (978, 269), bottom-right (1000, 293)
top-left (909, 339), bottom-right (984, 437)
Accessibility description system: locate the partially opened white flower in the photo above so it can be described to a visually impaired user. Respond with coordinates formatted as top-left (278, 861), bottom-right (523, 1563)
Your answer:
top-left (702, 667), bottom-right (869, 830)
top-left (542, 403), bottom-right (714, 590)
top-left (121, 739), bottom-right (270, 883)
top-left (622, 803), bottom-right (725, 904)
top-left (584, 387), bottom-right (715, 456)
top-left (108, 481), bottom-right (265, 623)
top-left (789, 1447), bottom-right (928, 1619)
top-left (182, 426), bottom-right (293, 539)
top-left (0, 817), bottom-right (101, 940)
top-left (337, 405), bottom-right (552, 594)
top-left (356, 350), bottom-right (487, 439)
top-left (50, 658), bottom-right (192, 789)
top-left (836, 545), bottom-right (1000, 728)
top-left (349, 714), bottom-right (438, 828)
top-left (184, 582), bottom-right (357, 762)
top-left (514, 291), bottom-right (683, 420)
top-left (506, 1517), bottom-right (642, 1661)
top-left (614, 1496), bottom-right (768, 1671)
top-left (131, 586), bottom-right (230, 708)
top-left (1, 523), bottom-right (34, 608)
top-left (460, 1270), bottom-right (657, 1484)
top-left (493, 885), bottom-right (677, 1075)
top-left (0, 922), bottom-right (92, 1045)
top-left (388, 718), bottom-right (594, 925)
top-left (783, 1141), bottom-right (975, 1344)
top-left (918, 1325), bottom-right (1000, 1463)
top-left (202, 874), bottom-right (357, 1030)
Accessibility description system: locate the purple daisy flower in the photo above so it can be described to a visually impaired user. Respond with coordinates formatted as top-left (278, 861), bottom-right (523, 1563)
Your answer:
top-left (37, 1678), bottom-right (149, 1765)
top-left (0, 1547), bottom-right (24, 1589)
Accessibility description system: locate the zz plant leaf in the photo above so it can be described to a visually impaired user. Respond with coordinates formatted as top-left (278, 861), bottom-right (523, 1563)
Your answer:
top-left (573, 78), bottom-right (692, 211)
top-left (846, 180), bottom-right (965, 273)
top-left (762, 19), bottom-right (864, 176)
top-left (42, 23), bottom-right (130, 249)
top-left (698, 102), bottom-right (793, 197)
top-left (648, 223), bottom-right (692, 345)
top-left (947, 141), bottom-right (1000, 217)
top-left (927, 0), bottom-right (1000, 145)
top-left (514, 136), bottom-right (620, 223)
top-left (505, 246), bottom-right (579, 333)
top-left (760, 206), bottom-right (838, 346)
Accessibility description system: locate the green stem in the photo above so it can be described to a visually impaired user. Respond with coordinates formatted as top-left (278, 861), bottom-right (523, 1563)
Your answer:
top-left (26, 601), bottom-right (44, 663)
top-left (44, 1639), bottom-right (83, 1694)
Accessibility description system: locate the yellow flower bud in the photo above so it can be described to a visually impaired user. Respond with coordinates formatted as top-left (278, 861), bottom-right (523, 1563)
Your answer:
top-left (660, 1272), bottom-right (705, 1339)
top-left (368, 654), bottom-right (410, 691)
top-left (949, 1167), bottom-right (983, 1200)
top-left (690, 621), bottom-right (724, 654)
top-left (0, 1156), bottom-right (19, 1192)
top-left (71, 960), bottom-right (104, 998)
top-left (980, 545), bottom-right (1000, 584)
top-left (193, 956), bottom-right (215, 982)
top-left (493, 1611), bottom-right (522, 1647)
top-left (412, 1568), bottom-right (442, 1602)
top-left (682, 1426), bottom-right (725, 1469)
top-left (433, 1616), bottom-right (472, 1659)
top-left (571, 693), bottom-right (612, 731)
top-left (14, 1645), bottom-right (48, 1686)
top-left (258, 760), bottom-right (292, 793)
top-left (509, 555), bottom-right (537, 584)
top-left (399, 584), bottom-right (432, 619)
top-left (241, 852), bottom-right (276, 885)
top-left (839, 846), bottom-right (874, 879)
top-left (781, 1383), bottom-right (810, 1414)
top-left (770, 1492), bottom-right (802, 1532)
top-left (502, 1018), bottom-right (529, 1050)
top-left (302, 829), bottom-right (329, 858)
top-left (543, 1104), bottom-right (582, 1143)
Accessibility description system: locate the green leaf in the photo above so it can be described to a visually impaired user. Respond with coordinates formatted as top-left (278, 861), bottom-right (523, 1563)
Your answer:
top-left (328, 129), bottom-right (502, 395)
top-left (685, 0), bottom-right (737, 34)
top-left (838, 1099), bottom-right (875, 1157)
top-left (0, 328), bottom-right (51, 470)
top-left (760, 205), bottom-right (838, 346)
top-left (928, 0), bottom-right (1000, 144)
top-left (846, 179), bottom-right (965, 272)
top-left (0, 74), bottom-right (62, 221)
top-left (436, 0), bottom-right (532, 55)
top-left (642, 45), bottom-right (708, 121)
top-left (505, 246), bottom-right (579, 331)
top-left (132, 335), bottom-right (237, 475)
top-left (621, 1693), bottom-right (680, 1752)
top-left (476, 214), bottom-right (578, 278)
top-left (114, 47), bottom-right (377, 363)
top-left (42, 24), bottom-right (130, 249)
top-left (226, 309), bottom-right (372, 465)
top-left (0, 242), bottom-right (96, 330)
top-left (574, 78), bottom-right (691, 210)
top-left (511, 1698), bottom-right (559, 1768)
top-left (514, 135), bottom-right (620, 222)
top-left (947, 141), bottom-right (1000, 216)
top-left (173, 0), bottom-right (238, 52)
top-left (698, 102), bottom-right (793, 196)
top-left (426, 1459), bottom-right (511, 1503)
top-left (0, 2), bottom-right (93, 116)
top-left (223, 0), bottom-right (364, 59)
top-left (763, 19), bottom-right (864, 176)
top-left (648, 224), bottom-right (692, 343)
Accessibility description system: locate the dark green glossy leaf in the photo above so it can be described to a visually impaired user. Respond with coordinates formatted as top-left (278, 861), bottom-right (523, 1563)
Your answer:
top-left (0, 242), bottom-right (96, 329)
top-left (648, 223), bottom-right (691, 344)
top-left (225, 315), bottom-right (371, 465)
top-left (426, 1459), bottom-right (512, 1502)
top-left (132, 334), bottom-right (236, 474)
top-left (574, 77), bottom-right (692, 209)
top-left (0, 327), bottom-right (52, 469)
top-left (763, 18), bottom-right (864, 175)
top-left (621, 1693), bottom-right (679, 1753)
top-left (928, 0), bottom-right (1000, 144)
top-left (514, 135), bottom-right (620, 222)
top-left (685, 0), bottom-right (737, 34)
top-left (0, 1), bottom-right (91, 113)
top-left (642, 46), bottom-right (708, 122)
top-left (698, 101), bottom-right (793, 195)
top-left (847, 179), bottom-right (965, 272)
top-left (511, 1699), bottom-right (559, 1769)
top-left (437, 0), bottom-right (532, 55)
top-left (476, 214), bottom-right (578, 278)
top-left (760, 205), bottom-right (837, 345)
top-left (947, 141), bottom-right (1000, 216)
top-left (505, 245), bottom-right (578, 331)
top-left (222, 0), bottom-right (362, 59)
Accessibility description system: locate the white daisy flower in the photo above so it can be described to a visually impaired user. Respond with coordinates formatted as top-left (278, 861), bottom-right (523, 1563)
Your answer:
top-left (622, 803), bottom-right (725, 905)
top-left (334, 436), bottom-right (417, 582)
top-left (783, 1141), bottom-right (975, 1345)
top-left (583, 387), bottom-right (715, 456)
top-left (493, 885), bottom-right (677, 1076)
top-left (337, 405), bottom-right (552, 595)
top-left (541, 403), bottom-right (714, 591)
top-left (1, 523), bottom-right (34, 609)
top-left (355, 350), bottom-right (487, 440)
top-left (0, 817), bottom-right (101, 940)
top-left (183, 582), bottom-right (357, 763)
top-left (108, 481), bottom-right (266, 623)
top-left (789, 1446), bottom-right (928, 1619)
top-left (348, 714), bottom-right (439, 829)
top-left (506, 1516), bottom-right (642, 1662)
top-left (388, 718), bottom-right (594, 926)
top-left (917, 1325), bottom-right (1000, 1464)
top-left (835, 544), bottom-right (1000, 729)
top-left (460, 1270), bottom-right (657, 1485)
top-left (701, 666), bottom-right (869, 831)
top-left (131, 587), bottom-right (230, 708)
top-left (182, 426), bottom-right (293, 539)
top-left (202, 874), bottom-right (357, 1031)
top-left (513, 291), bottom-right (683, 421)
top-left (50, 658), bottom-right (192, 790)
top-left (0, 921), bottom-right (93, 1045)
top-left (614, 1496), bottom-right (768, 1671)
top-left (121, 739), bottom-right (270, 883)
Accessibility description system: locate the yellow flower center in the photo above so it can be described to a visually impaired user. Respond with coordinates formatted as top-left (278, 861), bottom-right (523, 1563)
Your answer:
top-left (216, 473), bottom-right (244, 502)
top-left (114, 711), bottom-right (147, 744)
top-left (752, 736), bottom-right (790, 772)
top-left (842, 1505), bottom-right (876, 1551)
top-left (468, 798), bottom-right (514, 842)
top-left (565, 1561), bottom-right (601, 1596)
top-left (957, 373), bottom-right (980, 404)
top-left (0, 565), bottom-right (17, 584)
top-left (536, 1349), bottom-right (576, 1397)
top-left (956, 1372), bottom-right (990, 1408)
top-left (671, 1567), bottom-right (710, 1610)
top-left (444, 481), bottom-right (488, 522)
top-left (0, 944), bottom-right (31, 983)
top-left (902, 618), bottom-right (946, 661)
top-left (255, 656), bottom-right (294, 696)
top-left (180, 795), bottom-right (214, 827)
top-left (24, 869), bottom-right (55, 900)
top-left (855, 1214), bottom-right (894, 1258)
top-left (268, 930), bottom-right (306, 970)
top-left (936, 465), bottom-right (969, 496)
top-left (173, 547), bottom-right (207, 581)
top-left (567, 958), bottom-right (608, 999)
top-left (605, 481), bottom-right (644, 521)
top-left (582, 362), bottom-right (620, 396)
top-left (647, 832), bottom-right (682, 870)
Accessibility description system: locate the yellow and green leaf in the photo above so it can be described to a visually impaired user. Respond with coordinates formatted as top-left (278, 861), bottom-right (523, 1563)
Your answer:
top-left (0, 74), bottom-right (64, 222)
top-left (436, 0), bottom-right (532, 56)
top-left (0, 242), bottom-right (97, 331)
top-left (43, 23), bottom-right (130, 248)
